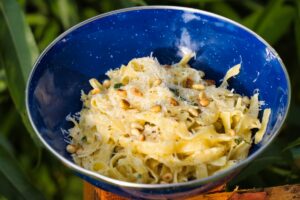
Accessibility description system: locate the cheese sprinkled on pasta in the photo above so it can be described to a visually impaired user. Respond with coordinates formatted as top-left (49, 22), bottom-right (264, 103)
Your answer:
top-left (67, 54), bottom-right (271, 184)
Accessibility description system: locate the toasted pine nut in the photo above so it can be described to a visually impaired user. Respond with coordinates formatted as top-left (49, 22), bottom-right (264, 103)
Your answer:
top-left (228, 129), bottom-right (235, 136)
top-left (192, 84), bottom-right (205, 90)
top-left (138, 134), bottom-right (145, 141)
top-left (198, 91), bottom-right (210, 107)
top-left (117, 89), bottom-right (127, 97)
top-left (188, 108), bottom-right (199, 117)
top-left (198, 91), bottom-right (205, 99)
top-left (131, 87), bottom-right (143, 97)
top-left (131, 128), bottom-right (141, 136)
top-left (153, 78), bottom-right (162, 86)
top-left (120, 99), bottom-right (130, 109)
top-left (185, 78), bottom-right (194, 88)
top-left (76, 147), bottom-right (83, 154)
top-left (199, 98), bottom-right (210, 107)
top-left (131, 122), bottom-right (144, 130)
top-left (164, 65), bottom-right (172, 69)
top-left (162, 173), bottom-right (173, 182)
top-left (89, 78), bottom-right (102, 89)
top-left (205, 79), bottom-right (216, 86)
top-left (169, 98), bottom-right (179, 106)
top-left (150, 105), bottom-right (162, 113)
top-left (102, 79), bottom-right (111, 88)
top-left (91, 88), bottom-right (100, 95)
top-left (66, 144), bottom-right (77, 154)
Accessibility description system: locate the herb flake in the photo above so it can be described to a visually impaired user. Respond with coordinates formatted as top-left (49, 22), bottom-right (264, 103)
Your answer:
top-left (169, 87), bottom-right (180, 96)
top-left (114, 83), bottom-right (123, 89)
top-left (234, 138), bottom-right (251, 145)
top-left (81, 136), bottom-right (87, 142)
top-left (234, 138), bottom-right (242, 145)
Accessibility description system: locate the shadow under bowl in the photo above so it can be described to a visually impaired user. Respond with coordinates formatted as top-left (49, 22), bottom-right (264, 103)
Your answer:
top-left (26, 6), bottom-right (290, 200)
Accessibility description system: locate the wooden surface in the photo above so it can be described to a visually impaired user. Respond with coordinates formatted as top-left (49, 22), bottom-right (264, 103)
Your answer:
top-left (83, 182), bottom-right (300, 200)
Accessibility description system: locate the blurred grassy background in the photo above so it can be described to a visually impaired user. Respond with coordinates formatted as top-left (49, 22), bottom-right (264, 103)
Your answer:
top-left (0, 0), bottom-right (300, 199)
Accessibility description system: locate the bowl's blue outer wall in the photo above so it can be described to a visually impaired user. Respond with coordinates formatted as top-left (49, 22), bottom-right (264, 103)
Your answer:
top-left (77, 170), bottom-right (239, 199)
top-left (27, 7), bottom-right (289, 199)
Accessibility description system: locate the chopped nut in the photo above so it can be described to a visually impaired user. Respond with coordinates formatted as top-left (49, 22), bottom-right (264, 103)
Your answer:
top-left (131, 87), bottom-right (143, 97)
top-left (162, 173), bottom-right (173, 182)
top-left (117, 89), bottom-right (127, 98)
top-left (91, 88), bottom-right (100, 95)
top-left (169, 98), bottom-right (179, 106)
top-left (228, 129), bottom-right (235, 136)
top-left (89, 78), bottom-right (102, 89)
top-left (199, 98), bottom-right (210, 107)
top-left (131, 122), bottom-right (144, 130)
top-left (198, 91), bottom-right (205, 99)
top-left (120, 99), bottom-right (130, 109)
top-left (138, 134), bottom-right (145, 141)
top-left (150, 105), bottom-right (162, 112)
top-left (164, 65), bottom-right (172, 69)
top-left (76, 147), bottom-right (83, 154)
top-left (198, 92), bottom-right (210, 107)
top-left (153, 78), bottom-right (162, 86)
top-left (188, 108), bottom-right (199, 117)
top-left (192, 84), bottom-right (205, 90)
top-left (205, 79), bottom-right (216, 86)
top-left (131, 128), bottom-right (141, 136)
top-left (185, 78), bottom-right (194, 88)
top-left (66, 144), bottom-right (77, 154)
top-left (102, 79), bottom-right (111, 88)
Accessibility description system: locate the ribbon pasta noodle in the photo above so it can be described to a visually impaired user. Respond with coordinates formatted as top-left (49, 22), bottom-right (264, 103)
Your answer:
top-left (67, 55), bottom-right (271, 184)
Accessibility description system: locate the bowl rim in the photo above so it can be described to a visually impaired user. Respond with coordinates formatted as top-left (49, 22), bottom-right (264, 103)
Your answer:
top-left (26, 5), bottom-right (291, 189)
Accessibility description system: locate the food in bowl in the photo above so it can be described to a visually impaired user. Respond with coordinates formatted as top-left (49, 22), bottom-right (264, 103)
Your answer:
top-left (66, 53), bottom-right (271, 184)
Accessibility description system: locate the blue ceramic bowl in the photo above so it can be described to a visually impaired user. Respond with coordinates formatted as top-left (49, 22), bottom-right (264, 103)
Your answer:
top-left (26, 6), bottom-right (290, 199)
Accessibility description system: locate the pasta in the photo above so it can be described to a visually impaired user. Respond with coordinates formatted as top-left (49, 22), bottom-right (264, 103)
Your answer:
top-left (66, 54), bottom-right (271, 184)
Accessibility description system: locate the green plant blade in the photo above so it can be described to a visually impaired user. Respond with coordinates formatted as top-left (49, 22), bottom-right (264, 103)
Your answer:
top-left (242, 9), bottom-right (263, 30)
top-left (0, 134), bottom-right (13, 157)
top-left (26, 14), bottom-right (47, 26)
top-left (209, 2), bottom-right (241, 22)
top-left (283, 137), bottom-right (300, 151)
top-left (295, 0), bottom-right (300, 63)
top-left (0, 68), bottom-right (6, 93)
top-left (55, 0), bottom-right (79, 29)
top-left (254, 0), bottom-right (296, 45)
top-left (0, 0), bottom-right (40, 145)
top-left (228, 156), bottom-right (282, 186)
top-left (120, 0), bottom-right (147, 7)
top-left (0, 136), bottom-right (44, 200)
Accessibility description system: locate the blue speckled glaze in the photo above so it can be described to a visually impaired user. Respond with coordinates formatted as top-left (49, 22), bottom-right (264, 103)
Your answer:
top-left (26, 6), bottom-right (290, 199)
